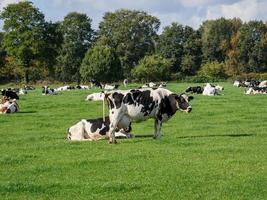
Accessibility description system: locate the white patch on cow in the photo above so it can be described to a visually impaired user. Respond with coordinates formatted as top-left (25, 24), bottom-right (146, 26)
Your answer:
top-left (259, 80), bottom-right (267, 88)
top-left (86, 92), bottom-right (105, 101)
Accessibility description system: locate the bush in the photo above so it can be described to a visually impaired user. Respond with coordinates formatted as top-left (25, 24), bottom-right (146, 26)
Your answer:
top-left (131, 54), bottom-right (172, 82)
top-left (198, 61), bottom-right (228, 81)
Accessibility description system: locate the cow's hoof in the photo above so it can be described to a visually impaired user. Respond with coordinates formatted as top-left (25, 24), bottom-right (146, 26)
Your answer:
top-left (109, 140), bottom-right (117, 144)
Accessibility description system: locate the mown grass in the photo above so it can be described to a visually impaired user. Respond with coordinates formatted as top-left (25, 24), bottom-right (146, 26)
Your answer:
top-left (0, 82), bottom-right (266, 200)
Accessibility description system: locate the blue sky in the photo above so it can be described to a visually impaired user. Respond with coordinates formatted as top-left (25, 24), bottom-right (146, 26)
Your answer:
top-left (1, 0), bottom-right (267, 31)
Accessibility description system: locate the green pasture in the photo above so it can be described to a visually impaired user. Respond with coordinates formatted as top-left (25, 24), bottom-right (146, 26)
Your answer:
top-left (0, 83), bottom-right (266, 199)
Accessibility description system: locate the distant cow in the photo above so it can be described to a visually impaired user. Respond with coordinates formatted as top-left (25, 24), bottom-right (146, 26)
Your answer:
top-left (142, 82), bottom-right (157, 88)
top-left (245, 87), bottom-right (267, 95)
top-left (42, 86), bottom-right (57, 95)
top-left (185, 86), bottom-right (203, 94)
top-left (67, 116), bottom-right (133, 141)
top-left (104, 88), bottom-right (193, 143)
top-left (202, 83), bottom-right (223, 96)
top-left (103, 84), bottom-right (119, 90)
top-left (90, 79), bottom-right (102, 89)
top-left (0, 98), bottom-right (19, 114)
top-left (76, 85), bottom-right (90, 90)
top-left (259, 80), bottom-right (267, 88)
top-left (1, 89), bottom-right (19, 100)
top-left (86, 92), bottom-right (105, 101)
top-left (123, 79), bottom-right (129, 87)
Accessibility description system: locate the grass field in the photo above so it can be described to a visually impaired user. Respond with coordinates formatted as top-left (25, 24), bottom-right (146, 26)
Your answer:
top-left (0, 82), bottom-right (266, 200)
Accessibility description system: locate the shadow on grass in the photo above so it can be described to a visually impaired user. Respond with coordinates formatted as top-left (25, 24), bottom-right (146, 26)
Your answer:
top-left (18, 111), bottom-right (37, 114)
top-left (178, 133), bottom-right (254, 139)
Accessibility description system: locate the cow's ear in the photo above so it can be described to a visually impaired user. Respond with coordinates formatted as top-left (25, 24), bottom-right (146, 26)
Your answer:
top-left (188, 96), bottom-right (194, 101)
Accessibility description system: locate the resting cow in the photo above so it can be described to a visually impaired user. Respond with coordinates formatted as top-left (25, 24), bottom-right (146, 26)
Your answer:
top-left (0, 98), bottom-right (19, 114)
top-left (67, 116), bottom-right (133, 141)
top-left (1, 89), bottom-right (19, 100)
top-left (104, 88), bottom-right (193, 143)
top-left (185, 86), bottom-right (203, 94)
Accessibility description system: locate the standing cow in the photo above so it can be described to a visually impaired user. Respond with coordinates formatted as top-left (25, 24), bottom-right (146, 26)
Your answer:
top-left (104, 88), bottom-right (193, 143)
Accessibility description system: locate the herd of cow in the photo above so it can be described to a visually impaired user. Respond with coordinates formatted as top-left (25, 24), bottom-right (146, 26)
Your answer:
top-left (1, 79), bottom-right (266, 143)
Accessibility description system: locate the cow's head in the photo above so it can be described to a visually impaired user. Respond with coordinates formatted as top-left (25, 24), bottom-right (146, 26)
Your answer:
top-left (175, 94), bottom-right (193, 113)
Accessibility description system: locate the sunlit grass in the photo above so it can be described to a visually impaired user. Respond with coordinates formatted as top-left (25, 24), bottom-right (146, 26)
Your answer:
top-left (0, 82), bottom-right (266, 200)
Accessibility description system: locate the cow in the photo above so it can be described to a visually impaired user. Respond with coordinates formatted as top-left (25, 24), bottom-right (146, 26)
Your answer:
top-left (90, 79), bottom-right (103, 89)
top-left (202, 83), bottom-right (223, 96)
top-left (259, 80), bottom-right (267, 88)
top-left (86, 92), bottom-right (105, 101)
top-left (185, 86), bottom-right (203, 94)
top-left (142, 82), bottom-right (157, 88)
top-left (55, 85), bottom-right (73, 91)
top-left (245, 87), bottom-right (267, 95)
top-left (0, 98), bottom-right (19, 114)
top-left (42, 86), bottom-right (57, 95)
top-left (76, 85), bottom-right (90, 90)
top-left (103, 84), bottom-right (119, 90)
top-left (67, 116), bottom-right (133, 141)
top-left (104, 88), bottom-right (193, 143)
top-left (123, 79), bottom-right (129, 87)
top-left (1, 89), bottom-right (19, 100)
top-left (158, 82), bottom-right (167, 88)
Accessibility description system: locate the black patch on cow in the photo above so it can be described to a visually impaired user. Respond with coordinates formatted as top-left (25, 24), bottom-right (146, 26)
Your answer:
top-left (159, 94), bottom-right (178, 118)
top-left (1, 90), bottom-right (19, 100)
top-left (112, 92), bottom-right (124, 109)
top-left (185, 86), bottom-right (203, 94)
top-left (87, 117), bottom-right (110, 136)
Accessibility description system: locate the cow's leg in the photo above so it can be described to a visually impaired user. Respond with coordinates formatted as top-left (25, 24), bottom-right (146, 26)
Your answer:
top-left (153, 118), bottom-right (162, 139)
top-left (108, 110), bottom-right (125, 144)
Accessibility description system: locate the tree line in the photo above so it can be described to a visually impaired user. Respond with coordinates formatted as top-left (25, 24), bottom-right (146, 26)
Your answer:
top-left (0, 1), bottom-right (267, 84)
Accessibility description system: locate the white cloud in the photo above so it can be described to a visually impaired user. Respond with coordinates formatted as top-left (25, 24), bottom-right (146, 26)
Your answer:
top-left (0, 0), bottom-right (21, 11)
top-left (206, 0), bottom-right (267, 22)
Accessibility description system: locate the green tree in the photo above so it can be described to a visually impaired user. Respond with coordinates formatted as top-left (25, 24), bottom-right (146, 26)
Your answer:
top-left (56, 12), bottom-right (94, 83)
top-left (198, 61), bottom-right (228, 80)
top-left (131, 54), bottom-right (171, 82)
top-left (80, 37), bottom-right (121, 82)
top-left (237, 21), bottom-right (267, 72)
top-left (99, 9), bottom-right (160, 77)
top-left (200, 18), bottom-right (242, 63)
top-left (0, 1), bottom-right (46, 83)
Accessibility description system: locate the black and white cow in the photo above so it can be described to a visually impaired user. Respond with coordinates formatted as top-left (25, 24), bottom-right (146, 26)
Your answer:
top-left (67, 116), bottom-right (133, 141)
top-left (185, 86), bottom-right (203, 94)
top-left (104, 88), bottom-right (193, 143)
top-left (0, 97), bottom-right (19, 114)
top-left (1, 89), bottom-right (19, 100)
top-left (42, 86), bottom-right (57, 95)
top-left (90, 79), bottom-right (103, 89)
top-left (245, 87), bottom-right (267, 95)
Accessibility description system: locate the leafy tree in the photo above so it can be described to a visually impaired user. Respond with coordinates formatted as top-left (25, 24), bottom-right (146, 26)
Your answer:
top-left (0, 1), bottom-right (46, 83)
top-left (237, 21), bottom-right (267, 72)
top-left (131, 54), bottom-right (171, 82)
top-left (157, 23), bottom-right (202, 75)
top-left (99, 9), bottom-right (160, 77)
top-left (56, 12), bottom-right (94, 83)
top-left (200, 18), bottom-right (242, 63)
top-left (198, 61), bottom-right (228, 80)
top-left (80, 37), bottom-right (121, 82)
top-left (157, 23), bottom-right (184, 72)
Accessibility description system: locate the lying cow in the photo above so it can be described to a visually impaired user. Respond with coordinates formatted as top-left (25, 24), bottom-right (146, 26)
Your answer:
top-left (202, 83), bottom-right (223, 96)
top-left (259, 80), bottom-right (267, 88)
top-left (76, 85), bottom-right (90, 90)
top-left (67, 116), bottom-right (133, 141)
top-left (0, 98), bottom-right (19, 114)
top-left (103, 84), bottom-right (119, 90)
top-left (185, 86), bottom-right (203, 94)
top-left (42, 86), bottom-right (57, 95)
top-left (123, 79), bottom-right (129, 87)
top-left (104, 88), bottom-right (193, 143)
top-left (142, 82), bottom-right (157, 88)
top-left (86, 92), bottom-right (105, 101)
top-left (245, 87), bottom-right (267, 95)
top-left (1, 89), bottom-right (19, 100)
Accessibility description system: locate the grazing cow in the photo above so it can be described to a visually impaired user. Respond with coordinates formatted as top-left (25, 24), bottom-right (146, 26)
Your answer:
top-left (42, 86), bottom-right (57, 95)
top-left (103, 84), bottom-right (119, 90)
top-left (185, 86), bottom-right (203, 94)
top-left (202, 83), bottom-right (223, 96)
top-left (86, 92), bottom-right (105, 101)
top-left (0, 98), bottom-right (19, 114)
top-left (1, 89), bottom-right (19, 100)
top-left (245, 87), bottom-right (267, 95)
top-left (123, 79), bottom-right (129, 87)
top-left (259, 80), bottom-right (267, 88)
top-left (104, 88), bottom-right (193, 143)
top-left (90, 79), bottom-right (103, 89)
top-left (67, 116), bottom-right (133, 141)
